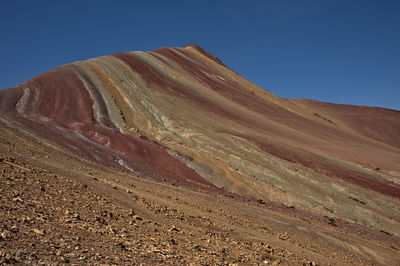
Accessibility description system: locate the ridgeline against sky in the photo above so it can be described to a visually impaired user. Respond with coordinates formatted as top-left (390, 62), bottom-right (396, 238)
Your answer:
top-left (1, 0), bottom-right (399, 110)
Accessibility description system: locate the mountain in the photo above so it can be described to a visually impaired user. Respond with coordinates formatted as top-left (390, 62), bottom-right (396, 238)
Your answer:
top-left (0, 44), bottom-right (399, 265)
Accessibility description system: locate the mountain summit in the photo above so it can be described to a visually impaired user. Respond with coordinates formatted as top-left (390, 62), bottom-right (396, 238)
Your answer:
top-left (1, 45), bottom-right (399, 264)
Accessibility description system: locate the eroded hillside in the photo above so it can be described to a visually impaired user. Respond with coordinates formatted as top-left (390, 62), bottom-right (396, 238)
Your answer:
top-left (0, 44), bottom-right (399, 264)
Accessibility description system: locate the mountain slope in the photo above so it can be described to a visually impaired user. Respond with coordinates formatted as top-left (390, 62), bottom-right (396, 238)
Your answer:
top-left (0, 44), bottom-right (399, 264)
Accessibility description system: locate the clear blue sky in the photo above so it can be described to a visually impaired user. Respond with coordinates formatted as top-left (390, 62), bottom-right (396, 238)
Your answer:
top-left (1, 0), bottom-right (399, 110)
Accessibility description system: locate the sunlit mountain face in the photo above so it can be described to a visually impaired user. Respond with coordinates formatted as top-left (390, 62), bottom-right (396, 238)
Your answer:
top-left (0, 44), bottom-right (399, 265)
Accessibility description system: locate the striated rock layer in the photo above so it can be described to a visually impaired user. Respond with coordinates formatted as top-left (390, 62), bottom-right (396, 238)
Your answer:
top-left (1, 44), bottom-right (399, 239)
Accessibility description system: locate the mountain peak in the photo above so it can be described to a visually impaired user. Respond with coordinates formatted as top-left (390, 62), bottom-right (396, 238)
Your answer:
top-left (0, 45), bottom-right (399, 262)
top-left (183, 43), bottom-right (226, 66)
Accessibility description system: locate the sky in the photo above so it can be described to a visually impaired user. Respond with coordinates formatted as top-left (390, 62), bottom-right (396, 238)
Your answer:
top-left (1, 0), bottom-right (399, 110)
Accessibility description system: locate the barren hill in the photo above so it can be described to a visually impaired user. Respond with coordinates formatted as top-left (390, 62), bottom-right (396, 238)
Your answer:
top-left (0, 44), bottom-right (399, 265)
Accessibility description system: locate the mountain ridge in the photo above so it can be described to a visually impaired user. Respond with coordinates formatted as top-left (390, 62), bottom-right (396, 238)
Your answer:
top-left (0, 44), bottom-right (399, 264)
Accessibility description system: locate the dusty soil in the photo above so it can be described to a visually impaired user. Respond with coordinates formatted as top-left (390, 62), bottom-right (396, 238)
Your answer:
top-left (0, 156), bottom-right (297, 265)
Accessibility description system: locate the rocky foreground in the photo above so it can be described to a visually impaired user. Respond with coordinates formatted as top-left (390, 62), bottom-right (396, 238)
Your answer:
top-left (1, 155), bottom-right (296, 265)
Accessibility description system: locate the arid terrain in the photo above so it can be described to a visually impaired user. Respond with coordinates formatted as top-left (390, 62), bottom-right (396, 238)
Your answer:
top-left (0, 44), bottom-right (399, 265)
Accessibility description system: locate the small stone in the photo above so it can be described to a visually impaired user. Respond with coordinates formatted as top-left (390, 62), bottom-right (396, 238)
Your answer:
top-left (12, 196), bottom-right (24, 203)
top-left (117, 242), bottom-right (127, 250)
top-left (193, 245), bottom-right (206, 251)
top-left (95, 217), bottom-right (106, 224)
top-left (4, 252), bottom-right (13, 261)
top-left (0, 230), bottom-right (11, 239)
top-left (169, 226), bottom-right (180, 232)
top-left (132, 215), bottom-right (142, 221)
top-left (272, 259), bottom-right (281, 265)
top-left (10, 225), bottom-right (18, 233)
top-left (14, 251), bottom-right (23, 262)
top-left (257, 199), bottom-right (266, 204)
top-left (33, 228), bottom-right (45, 235)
